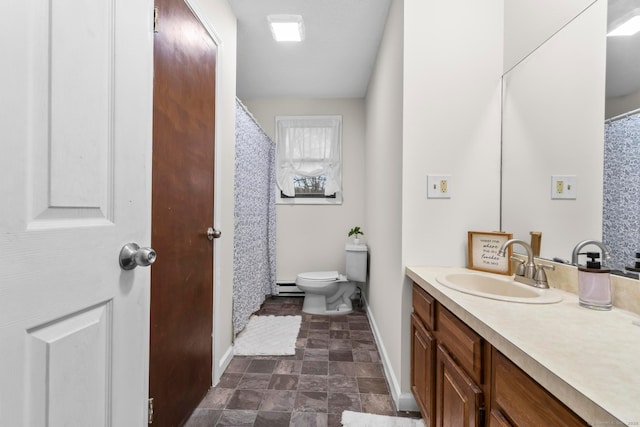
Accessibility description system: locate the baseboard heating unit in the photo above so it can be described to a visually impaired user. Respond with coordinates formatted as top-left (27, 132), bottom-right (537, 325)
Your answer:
top-left (276, 281), bottom-right (304, 296)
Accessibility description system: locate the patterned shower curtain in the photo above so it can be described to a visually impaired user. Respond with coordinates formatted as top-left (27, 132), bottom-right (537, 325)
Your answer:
top-left (603, 110), bottom-right (640, 271)
top-left (233, 99), bottom-right (277, 334)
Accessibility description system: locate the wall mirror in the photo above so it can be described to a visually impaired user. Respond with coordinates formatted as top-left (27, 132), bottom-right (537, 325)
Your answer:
top-left (500, 0), bottom-right (606, 267)
top-left (603, 0), bottom-right (640, 273)
top-left (502, 0), bottom-right (640, 276)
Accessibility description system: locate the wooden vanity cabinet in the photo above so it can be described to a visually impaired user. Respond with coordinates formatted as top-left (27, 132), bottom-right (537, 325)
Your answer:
top-left (411, 284), bottom-right (486, 427)
top-left (411, 282), bottom-right (589, 427)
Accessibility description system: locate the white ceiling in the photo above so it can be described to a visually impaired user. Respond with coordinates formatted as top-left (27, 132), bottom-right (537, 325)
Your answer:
top-left (228, 0), bottom-right (392, 100)
top-left (228, 0), bottom-right (639, 100)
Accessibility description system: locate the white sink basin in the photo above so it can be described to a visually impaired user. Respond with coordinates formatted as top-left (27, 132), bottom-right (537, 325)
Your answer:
top-left (436, 273), bottom-right (562, 304)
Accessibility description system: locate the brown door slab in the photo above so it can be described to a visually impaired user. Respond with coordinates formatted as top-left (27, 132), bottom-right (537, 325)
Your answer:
top-left (150, 0), bottom-right (216, 425)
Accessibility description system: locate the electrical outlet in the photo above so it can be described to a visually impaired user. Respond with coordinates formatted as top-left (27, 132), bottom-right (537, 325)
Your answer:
top-left (427, 175), bottom-right (451, 199)
top-left (551, 175), bottom-right (577, 199)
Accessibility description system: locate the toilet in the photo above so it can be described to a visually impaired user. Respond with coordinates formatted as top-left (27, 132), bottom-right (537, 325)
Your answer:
top-left (295, 244), bottom-right (368, 315)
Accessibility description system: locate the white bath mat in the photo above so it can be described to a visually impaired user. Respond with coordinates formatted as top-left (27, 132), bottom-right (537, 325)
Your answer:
top-left (341, 411), bottom-right (425, 427)
top-left (233, 315), bottom-right (301, 356)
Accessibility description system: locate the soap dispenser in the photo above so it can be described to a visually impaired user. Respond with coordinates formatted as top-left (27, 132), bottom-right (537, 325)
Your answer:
top-left (578, 252), bottom-right (612, 310)
top-left (625, 251), bottom-right (640, 273)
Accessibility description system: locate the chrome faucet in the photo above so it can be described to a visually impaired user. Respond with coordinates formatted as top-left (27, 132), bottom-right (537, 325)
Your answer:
top-left (498, 239), bottom-right (554, 289)
top-left (571, 240), bottom-right (611, 266)
top-left (498, 239), bottom-right (536, 278)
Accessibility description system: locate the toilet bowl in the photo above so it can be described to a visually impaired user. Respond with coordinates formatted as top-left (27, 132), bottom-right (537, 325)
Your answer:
top-left (295, 244), bottom-right (368, 315)
top-left (295, 271), bottom-right (356, 315)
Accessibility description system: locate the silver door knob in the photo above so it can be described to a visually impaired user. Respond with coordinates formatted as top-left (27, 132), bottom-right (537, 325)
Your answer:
top-left (207, 227), bottom-right (222, 240)
top-left (119, 243), bottom-right (157, 270)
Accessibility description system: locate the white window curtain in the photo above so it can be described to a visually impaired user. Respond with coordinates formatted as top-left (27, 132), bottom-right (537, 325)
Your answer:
top-left (275, 115), bottom-right (342, 197)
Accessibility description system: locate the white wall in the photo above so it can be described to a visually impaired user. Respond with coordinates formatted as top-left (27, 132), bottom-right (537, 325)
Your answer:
top-left (501, 0), bottom-right (606, 261)
top-left (400, 0), bottom-right (504, 406)
top-left (364, 0), bottom-right (503, 410)
top-left (504, 0), bottom-right (597, 72)
top-left (242, 98), bottom-right (367, 283)
top-left (364, 0), bottom-right (407, 408)
top-left (194, 0), bottom-right (237, 384)
top-left (402, 0), bottom-right (503, 268)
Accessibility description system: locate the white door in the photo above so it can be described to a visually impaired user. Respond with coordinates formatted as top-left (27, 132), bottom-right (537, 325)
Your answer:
top-left (0, 1), bottom-right (153, 426)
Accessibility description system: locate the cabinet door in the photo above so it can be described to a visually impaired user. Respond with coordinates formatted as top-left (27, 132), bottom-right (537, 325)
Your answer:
top-left (490, 409), bottom-right (513, 427)
top-left (436, 344), bottom-right (484, 427)
top-left (411, 313), bottom-right (436, 426)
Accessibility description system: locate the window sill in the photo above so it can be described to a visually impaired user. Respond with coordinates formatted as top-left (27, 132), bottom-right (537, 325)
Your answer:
top-left (276, 194), bottom-right (343, 205)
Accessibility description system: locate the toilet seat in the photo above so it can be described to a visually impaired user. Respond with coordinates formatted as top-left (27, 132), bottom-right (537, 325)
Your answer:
top-left (298, 271), bottom-right (340, 281)
top-left (296, 271), bottom-right (348, 288)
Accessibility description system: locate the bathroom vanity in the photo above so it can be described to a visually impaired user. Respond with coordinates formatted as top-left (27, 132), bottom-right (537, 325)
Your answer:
top-left (407, 266), bottom-right (640, 427)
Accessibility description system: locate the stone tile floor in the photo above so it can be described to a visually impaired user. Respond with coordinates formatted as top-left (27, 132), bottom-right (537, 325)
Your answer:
top-left (184, 296), bottom-right (421, 426)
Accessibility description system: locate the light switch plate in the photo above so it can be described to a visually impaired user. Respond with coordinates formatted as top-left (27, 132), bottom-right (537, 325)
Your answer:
top-left (551, 175), bottom-right (576, 199)
top-left (427, 175), bottom-right (451, 199)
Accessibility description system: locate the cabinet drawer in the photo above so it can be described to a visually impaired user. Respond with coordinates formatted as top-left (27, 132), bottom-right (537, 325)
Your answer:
top-left (413, 283), bottom-right (436, 330)
top-left (492, 348), bottom-right (587, 427)
top-left (436, 305), bottom-right (483, 384)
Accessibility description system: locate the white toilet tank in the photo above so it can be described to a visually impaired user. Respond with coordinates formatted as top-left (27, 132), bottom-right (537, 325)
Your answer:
top-left (345, 244), bottom-right (368, 282)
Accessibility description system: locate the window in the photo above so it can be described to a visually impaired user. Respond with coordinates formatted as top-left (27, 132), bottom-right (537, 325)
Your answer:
top-left (275, 115), bottom-right (342, 204)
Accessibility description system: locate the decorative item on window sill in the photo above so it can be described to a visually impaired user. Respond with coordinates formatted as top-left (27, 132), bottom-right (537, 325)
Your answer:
top-left (348, 226), bottom-right (364, 245)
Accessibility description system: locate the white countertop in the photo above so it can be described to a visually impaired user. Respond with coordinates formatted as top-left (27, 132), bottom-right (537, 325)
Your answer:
top-left (406, 266), bottom-right (640, 427)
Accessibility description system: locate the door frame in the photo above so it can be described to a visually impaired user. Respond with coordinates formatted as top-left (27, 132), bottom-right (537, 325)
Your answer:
top-left (182, 0), bottom-right (225, 386)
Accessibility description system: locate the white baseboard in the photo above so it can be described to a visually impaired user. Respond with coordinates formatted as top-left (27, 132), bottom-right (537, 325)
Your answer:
top-left (213, 344), bottom-right (234, 386)
top-left (363, 298), bottom-right (419, 412)
top-left (397, 391), bottom-right (420, 412)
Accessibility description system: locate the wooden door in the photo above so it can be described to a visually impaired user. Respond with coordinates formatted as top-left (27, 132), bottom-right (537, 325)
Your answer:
top-left (150, 0), bottom-right (217, 425)
top-left (0, 1), bottom-right (154, 426)
top-left (436, 345), bottom-right (484, 427)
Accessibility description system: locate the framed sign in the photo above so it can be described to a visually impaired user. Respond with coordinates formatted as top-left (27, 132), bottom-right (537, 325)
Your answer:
top-left (467, 231), bottom-right (513, 275)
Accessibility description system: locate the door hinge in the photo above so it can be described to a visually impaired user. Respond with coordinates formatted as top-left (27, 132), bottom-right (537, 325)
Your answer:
top-left (148, 397), bottom-right (154, 424)
top-left (153, 7), bottom-right (159, 33)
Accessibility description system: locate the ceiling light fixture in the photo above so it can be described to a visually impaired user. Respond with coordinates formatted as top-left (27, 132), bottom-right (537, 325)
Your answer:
top-left (608, 15), bottom-right (640, 36)
top-left (267, 15), bottom-right (305, 42)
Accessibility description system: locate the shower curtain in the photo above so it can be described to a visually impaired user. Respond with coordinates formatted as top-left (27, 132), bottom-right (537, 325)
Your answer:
top-left (233, 99), bottom-right (277, 334)
top-left (603, 110), bottom-right (640, 271)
